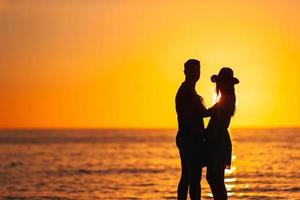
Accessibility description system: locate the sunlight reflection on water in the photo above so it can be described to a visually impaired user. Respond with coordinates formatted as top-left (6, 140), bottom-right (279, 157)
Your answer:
top-left (0, 128), bottom-right (299, 199)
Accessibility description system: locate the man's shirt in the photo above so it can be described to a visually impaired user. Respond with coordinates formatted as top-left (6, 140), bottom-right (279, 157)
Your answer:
top-left (176, 82), bottom-right (208, 138)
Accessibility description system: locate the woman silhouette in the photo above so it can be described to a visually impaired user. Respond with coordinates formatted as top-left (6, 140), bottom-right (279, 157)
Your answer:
top-left (206, 67), bottom-right (239, 200)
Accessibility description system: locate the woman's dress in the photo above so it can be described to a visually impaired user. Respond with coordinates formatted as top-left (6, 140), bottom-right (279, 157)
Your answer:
top-left (206, 95), bottom-right (234, 170)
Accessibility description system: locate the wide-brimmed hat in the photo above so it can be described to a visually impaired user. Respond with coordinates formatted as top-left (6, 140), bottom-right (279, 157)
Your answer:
top-left (211, 67), bottom-right (239, 84)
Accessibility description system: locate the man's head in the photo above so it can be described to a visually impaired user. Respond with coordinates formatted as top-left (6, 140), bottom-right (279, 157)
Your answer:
top-left (184, 59), bottom-right (200, 83)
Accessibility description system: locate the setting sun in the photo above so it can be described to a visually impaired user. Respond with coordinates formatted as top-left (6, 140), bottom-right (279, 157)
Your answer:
top-left (212, 90), bottom-right (221, 104)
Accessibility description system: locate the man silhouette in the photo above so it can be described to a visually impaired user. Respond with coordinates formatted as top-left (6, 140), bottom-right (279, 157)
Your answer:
top-left (175, 59), bottom-right (209, 200)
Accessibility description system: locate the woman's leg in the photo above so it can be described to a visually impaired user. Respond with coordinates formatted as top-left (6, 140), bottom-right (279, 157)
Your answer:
top-left (206, 166), bottom-right (227, 200)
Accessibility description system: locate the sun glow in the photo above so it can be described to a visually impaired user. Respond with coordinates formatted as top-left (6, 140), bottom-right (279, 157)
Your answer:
top-left (212, 90), bottom-right (221, 104)
top-left (1, 1), bottom-right (300, 128)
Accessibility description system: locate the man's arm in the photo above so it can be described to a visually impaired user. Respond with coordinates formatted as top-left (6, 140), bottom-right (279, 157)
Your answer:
top-left (195, 96), bottom-right (211, 118)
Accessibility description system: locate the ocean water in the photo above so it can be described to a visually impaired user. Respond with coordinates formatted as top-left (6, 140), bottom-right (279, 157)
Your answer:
top-left (0, 128), bottom-right (299, 200)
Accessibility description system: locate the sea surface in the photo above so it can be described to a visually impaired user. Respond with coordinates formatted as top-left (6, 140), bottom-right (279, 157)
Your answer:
top-left (0, 128), bottom-right (299, 200)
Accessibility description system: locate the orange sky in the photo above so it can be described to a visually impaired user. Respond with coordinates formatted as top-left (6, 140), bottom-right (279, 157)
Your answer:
top-left (0, 0), bottom-right (300, 128)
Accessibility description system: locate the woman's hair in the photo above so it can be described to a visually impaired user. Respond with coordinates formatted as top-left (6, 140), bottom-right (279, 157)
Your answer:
top-left (216, 81), bottom-right (236, 116)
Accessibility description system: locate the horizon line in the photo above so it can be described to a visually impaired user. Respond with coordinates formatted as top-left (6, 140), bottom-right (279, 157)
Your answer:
top-left (1, 126), bottom-right (300, 131)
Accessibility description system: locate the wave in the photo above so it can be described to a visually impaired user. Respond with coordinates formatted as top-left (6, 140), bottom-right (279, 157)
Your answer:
top-left (50, 168), bottom-right (167, 176)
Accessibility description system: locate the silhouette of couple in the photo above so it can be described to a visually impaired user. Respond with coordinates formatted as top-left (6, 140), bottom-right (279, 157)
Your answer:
top-left (175, 59), bottom-right (239, 200)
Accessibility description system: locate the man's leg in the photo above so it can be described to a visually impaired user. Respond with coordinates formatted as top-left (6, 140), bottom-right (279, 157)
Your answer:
top-left (177, 150), bottom-right (189, 200)
top-left (189, 153), bottom-right (202, 200)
